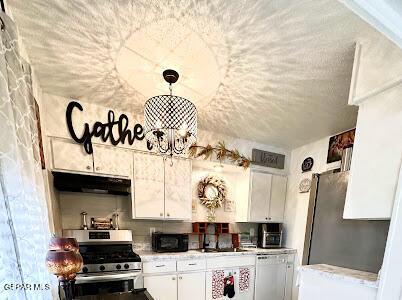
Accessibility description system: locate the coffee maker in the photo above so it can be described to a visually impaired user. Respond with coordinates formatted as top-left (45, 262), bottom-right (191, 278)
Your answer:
top-left (258, 223), bottom-right (282, 248)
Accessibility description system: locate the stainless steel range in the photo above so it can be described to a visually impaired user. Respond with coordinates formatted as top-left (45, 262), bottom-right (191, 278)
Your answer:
top-left (63, 230), bottom-right (143, 297)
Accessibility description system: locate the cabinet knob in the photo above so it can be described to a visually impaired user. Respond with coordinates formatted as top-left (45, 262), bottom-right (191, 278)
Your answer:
top-left (268, 217), bottom-right (272, 220)
top-left (179, 276), bottom-right (182, 280)
top-left (96, 167), bottom-right (100, 171)
top-left (160, 213), bottom-right (163, 217)
top-left (265, 217), bottom-right (268, 220)
top-left (167, 213), bottom-right (170, 217)
top-left (86, 166), bottom-right (91, 170)
top-left (172, 277), bottom-right (176, 281)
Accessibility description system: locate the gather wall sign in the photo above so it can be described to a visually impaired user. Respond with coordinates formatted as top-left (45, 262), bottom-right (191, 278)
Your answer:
top-left (66, 101), bottom-right (152, 154)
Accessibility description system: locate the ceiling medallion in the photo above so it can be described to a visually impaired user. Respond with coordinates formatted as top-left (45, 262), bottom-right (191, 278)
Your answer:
top-left (144, 69), bottom-right (197, 157)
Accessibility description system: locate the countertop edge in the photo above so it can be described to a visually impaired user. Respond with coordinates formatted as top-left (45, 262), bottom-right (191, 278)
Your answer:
top-left (138, 248), bottom-right (296, 261)
top-left (298, 264), bottom-right (379, 288)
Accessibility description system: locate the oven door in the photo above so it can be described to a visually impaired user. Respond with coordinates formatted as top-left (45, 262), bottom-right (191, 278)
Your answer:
top-left (73, 271), bottom-right (143, 297)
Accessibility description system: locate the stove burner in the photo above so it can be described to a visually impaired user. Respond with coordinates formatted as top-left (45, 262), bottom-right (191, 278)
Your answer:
top-left (79, 243), bottom-right (141, 265)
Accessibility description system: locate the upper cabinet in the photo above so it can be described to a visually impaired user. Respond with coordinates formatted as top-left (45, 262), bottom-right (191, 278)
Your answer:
top-left (164, 158), bottom-right (192, 220)
top-left (51, 138), bottom-right (132, 178)
top-left (132, 153), bottom-right (192, 220)
top-left (51, 139), bottom-right (94, 173)
top-left (249, 172), bottom-right (272, 222)
top-left (92, 145), bottom-right (132, 177)
top-left (344, 42), bottom-right (402, 219)
top-left (133, 153), bottom-right (165, 219)
top-left (238, 170), bottom-right (287, 223)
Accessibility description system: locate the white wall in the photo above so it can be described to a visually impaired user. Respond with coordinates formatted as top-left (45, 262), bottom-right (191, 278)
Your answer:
top-left (283, 135), bottom-right (343, 299)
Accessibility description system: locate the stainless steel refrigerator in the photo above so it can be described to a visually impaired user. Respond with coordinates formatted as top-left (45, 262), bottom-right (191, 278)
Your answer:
top-left (303, 171), bottom-right (390, 273)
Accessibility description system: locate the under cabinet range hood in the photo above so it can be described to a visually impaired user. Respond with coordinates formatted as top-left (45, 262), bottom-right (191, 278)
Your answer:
top-left (52, 171), bottom-right (131, 195)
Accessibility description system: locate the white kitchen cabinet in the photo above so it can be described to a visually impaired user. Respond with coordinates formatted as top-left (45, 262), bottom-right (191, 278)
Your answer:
top-left (133, 153), bottom-right (165, 219)
top-left (178, 272), bottom-right (205, 300)
top-left (51, 138), bottom-right (133, 177)
top-left (249, 172), bottom-right (272, 222)
top-left (269, 175), bottom-right (287, 223)
top-left (144, 274), bottom-right (177, 300)
top-left (164, 158), bottom-right (192, 220)
top-left (51, 139), bottom-right (94, 173)
top-left (248, 171), bottom-right (287, 222)
top-left (92, 145), bottom-right (132, 177)
top-left (132, 154), bottom-right (192, 220)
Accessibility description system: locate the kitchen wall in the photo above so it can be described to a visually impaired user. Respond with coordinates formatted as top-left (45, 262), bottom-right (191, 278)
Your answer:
top-left (282, 134), bottom-right (344, 300)
top-left (43, 93), bottom-right (288, 244)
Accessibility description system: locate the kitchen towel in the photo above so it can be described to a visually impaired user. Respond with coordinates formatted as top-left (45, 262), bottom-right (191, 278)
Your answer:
top-left (239, 268), bottom-right (250, 292)
top-left (212, 270), bottom-right (225, 299)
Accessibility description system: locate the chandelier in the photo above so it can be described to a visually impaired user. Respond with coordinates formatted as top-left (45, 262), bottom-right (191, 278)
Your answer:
top-left (144, 69), bottom-right (197, 157)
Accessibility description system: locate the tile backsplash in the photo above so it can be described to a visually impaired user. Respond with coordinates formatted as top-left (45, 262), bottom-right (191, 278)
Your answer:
top-left (59, 192), bottom-right (258, 250)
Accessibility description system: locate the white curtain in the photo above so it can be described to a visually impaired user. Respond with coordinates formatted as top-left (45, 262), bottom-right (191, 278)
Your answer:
top-left (0, 12), bottom-right (54, 300)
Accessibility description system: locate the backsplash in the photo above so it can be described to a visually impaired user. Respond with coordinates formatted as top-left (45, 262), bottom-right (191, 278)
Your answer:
top-left (59, 192), bottom-right (258, 250)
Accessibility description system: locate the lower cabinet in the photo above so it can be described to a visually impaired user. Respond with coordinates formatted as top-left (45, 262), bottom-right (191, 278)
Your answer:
top-left (178, 272), bottom-right (206, 300)
top-left (144, 274), bottom-right (177, 300)
top-left (144, 272), bottom-right (205, 300)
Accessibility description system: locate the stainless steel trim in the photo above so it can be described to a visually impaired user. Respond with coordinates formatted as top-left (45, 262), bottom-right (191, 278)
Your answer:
top-left (75, 271), bottom-right (141, 284)
top-left (62, 229), bottom-right (132, 243)
top-left (302, 173), bottom-right (319, 265)
top-left (80, 262), bottom-right (141, 273)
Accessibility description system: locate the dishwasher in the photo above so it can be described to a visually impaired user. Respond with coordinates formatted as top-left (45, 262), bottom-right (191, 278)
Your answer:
top-left (254, 254), bottom-right (294, 300)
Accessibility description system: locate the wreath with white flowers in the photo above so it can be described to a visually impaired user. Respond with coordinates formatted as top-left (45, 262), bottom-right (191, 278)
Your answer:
top-left (198, 175), bottom-right (227, 221)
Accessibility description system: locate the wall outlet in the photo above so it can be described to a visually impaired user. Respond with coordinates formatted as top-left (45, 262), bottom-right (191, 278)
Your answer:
top-left (150, 227), bottom-right (155, 236)
top-left (250, 228), bottom-right (255, 237)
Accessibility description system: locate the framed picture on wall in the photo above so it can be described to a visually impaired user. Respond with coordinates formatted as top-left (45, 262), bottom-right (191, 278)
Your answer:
top-left (327, 128), bottom-right (355, 163)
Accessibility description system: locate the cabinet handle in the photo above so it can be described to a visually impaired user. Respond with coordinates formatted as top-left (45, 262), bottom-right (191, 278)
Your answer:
top-left (155, 265), bottom-right (165, 268)
top-left (172, 277), bottom-right (176, 281)
top-left (160, 213), bottom-right (163, 217)
top-left (86, 166), bottom-right (91, 170)
top-left (188, 263), bottom-right (196, 266)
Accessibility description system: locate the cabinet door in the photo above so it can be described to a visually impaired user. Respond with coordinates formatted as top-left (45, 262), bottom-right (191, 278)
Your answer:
top-left (51, 139), bottom-right (93, 173)
top-left (93, 145), bottom-right (132, 177)
top-left (133, 153), bottom-right (165, 219)
top-left (164, 158), bottom-right (192, 220)
top-left (144, 274), bottom-right (177, 300)
top-left (178, 272), bottom-right (205, 300)
top-left (249, 172), bottom-right (272, 222)
top-left (284, 263), bottom-right (294, 300)
top-left (269, 175), bottom-right (287, 222)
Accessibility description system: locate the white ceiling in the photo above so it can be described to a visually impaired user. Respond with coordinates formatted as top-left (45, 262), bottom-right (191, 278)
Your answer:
top-left (8, 0), bottom-right (380, 149)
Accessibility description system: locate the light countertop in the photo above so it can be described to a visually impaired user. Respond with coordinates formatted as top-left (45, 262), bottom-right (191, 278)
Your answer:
top-left (298, 264), bottom-right (379, 288)
top-left (138, 248), bottom-right (296, 261)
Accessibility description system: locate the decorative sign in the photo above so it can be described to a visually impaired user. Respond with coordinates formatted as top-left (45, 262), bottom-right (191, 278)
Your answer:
top-left (299, 178), bottom-right (312, 193)
top-left (301, 157), bottom-right (314, 172)
top-left (66, 101), bottom-right (152, 154)
top-left (251, 149), bottom-right (285, 169)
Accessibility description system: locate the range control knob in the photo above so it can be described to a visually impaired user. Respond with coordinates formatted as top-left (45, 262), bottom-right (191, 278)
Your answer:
top-left (116, 264), bottom-right (121, 270)
top-left (82, 266), bottom-right (88, 273)
top-left (99, 265), bottom-right (105, 271)
top-left (124, 264), bottom-right (129, 269)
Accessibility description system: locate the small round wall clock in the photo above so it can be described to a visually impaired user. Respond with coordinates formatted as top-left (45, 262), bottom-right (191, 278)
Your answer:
top-left (299, 178), bottom-right (312, 193)
top-left (301, 157), bottom-right (314, 172)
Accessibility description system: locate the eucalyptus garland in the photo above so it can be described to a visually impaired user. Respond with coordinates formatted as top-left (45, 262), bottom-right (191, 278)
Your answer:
top-left (188, 141), bottom-right (251, 168)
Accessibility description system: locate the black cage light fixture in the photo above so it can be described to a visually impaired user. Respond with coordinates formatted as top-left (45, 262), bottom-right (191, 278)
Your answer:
top-left (144, 69), bottom-right (197, 157)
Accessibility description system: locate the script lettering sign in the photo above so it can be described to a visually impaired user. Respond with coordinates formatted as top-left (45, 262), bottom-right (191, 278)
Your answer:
top-left (252, 148), bottom-right (285, 169)
top-left (66, 101), bottom-right (152, 154)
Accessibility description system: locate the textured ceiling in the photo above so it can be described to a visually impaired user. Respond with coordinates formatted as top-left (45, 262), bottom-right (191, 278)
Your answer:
top-left (8, 0), bottom-right (379, 149)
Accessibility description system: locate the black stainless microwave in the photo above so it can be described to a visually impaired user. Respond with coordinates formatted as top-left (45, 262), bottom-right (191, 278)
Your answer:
top-left (152, 233), bottom-right (188, 253)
